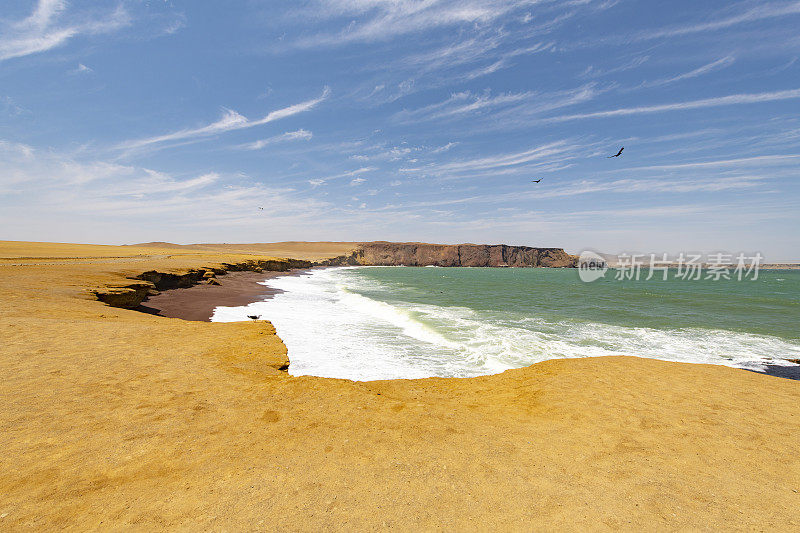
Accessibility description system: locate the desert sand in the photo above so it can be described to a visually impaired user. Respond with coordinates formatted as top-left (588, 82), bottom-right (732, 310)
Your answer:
top-left (0, 240), bottom-right (798, 531)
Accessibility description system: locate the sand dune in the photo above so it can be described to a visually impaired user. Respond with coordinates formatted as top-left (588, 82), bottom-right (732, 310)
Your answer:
top-left (0, 241), bottom-right (798, 530)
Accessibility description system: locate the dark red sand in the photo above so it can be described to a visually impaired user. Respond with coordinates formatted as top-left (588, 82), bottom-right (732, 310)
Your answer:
top-left (139, 270), bottom-right (305, 321)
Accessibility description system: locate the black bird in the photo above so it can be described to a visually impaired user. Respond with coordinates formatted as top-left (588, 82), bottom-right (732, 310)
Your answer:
top-left (531, 178), bottom-right (542, 183)
top-left (608, 147), bottom-right (624, 158)
top-left (247, 314), bottom-right (261, 320)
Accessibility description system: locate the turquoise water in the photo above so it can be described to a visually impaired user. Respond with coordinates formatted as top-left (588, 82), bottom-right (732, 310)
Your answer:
top-left (212, 267), bottom-right (800, 380)
top-left (355, 267), bottom-right (800, 341)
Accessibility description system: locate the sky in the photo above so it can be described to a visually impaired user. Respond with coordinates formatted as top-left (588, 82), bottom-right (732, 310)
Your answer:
top-left (1, 0), bottom-right (799, 259)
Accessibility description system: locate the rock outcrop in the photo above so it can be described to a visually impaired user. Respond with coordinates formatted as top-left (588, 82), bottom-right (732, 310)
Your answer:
top-left (92, 258), bottom-right (313, 309)
top-left (323, 242), bottom-right (576, 268)
top-left (92, 280), bottom-right (156, 309)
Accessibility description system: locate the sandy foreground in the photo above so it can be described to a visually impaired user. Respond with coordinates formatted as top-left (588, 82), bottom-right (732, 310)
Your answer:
top-left (1, 241), bottom-right (798, 531)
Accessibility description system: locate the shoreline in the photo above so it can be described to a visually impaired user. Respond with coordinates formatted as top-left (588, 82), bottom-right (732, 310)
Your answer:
top-left (749, 363), bottom-right (800, 380)
top-left (140, 268), bottom-right (312, 322)
top-left (2, 241), bottom-right (799, 530)
top-left (156, 264), bottom-right (800, 382)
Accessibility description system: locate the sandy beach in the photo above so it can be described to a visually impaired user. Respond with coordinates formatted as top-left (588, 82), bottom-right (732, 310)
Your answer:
top-left (141, 270), bottom-right (306, 322)
top-left (1, 241), bottom-right (799, 530)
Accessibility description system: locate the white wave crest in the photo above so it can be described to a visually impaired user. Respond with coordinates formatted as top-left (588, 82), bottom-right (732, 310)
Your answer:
top-left (211, 267), bottom-right (800, 381)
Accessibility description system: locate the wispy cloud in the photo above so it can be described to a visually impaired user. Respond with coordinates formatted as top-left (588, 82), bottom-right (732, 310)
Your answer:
top-left (0, 140), bottom-right (205, 192)
top-left (507, 175), bottom-right (769, 200)
top-left (400, 31), bottom-right (553, 79)
top-left (633, 1), bottom-right (800, 41)
top-left (397, 90), bottom-right (533, 122)
top-left (70, 63), bottom-right (93, 75)
top-left (0, 0), bottom-right (130, 62)
top-left (616, 154), bottom-right (800, 172)
top-left (402, 141), bottom-right (577, 176)
top-left (581, 55), bottom-right (650, 78)
top-left (397, 84), bottom-right (599, 124)
top-left (307, 166), bottom-right (376, 187)
top-left (1, 96), bottom-right (30, 117)
top-left (118, 87), bottom-right (330, 151)
top-left (542, 88), bottom-right (800, 123)
top-left (284, 0), bottom-right (617, 52)
top-left (431, 142), bottom-right (458, 153)
top-left (291, 1), bottom-right (537, 48)
top-left (638, 55), bottom-right (735, 88)
top-left (370, 174), bottom-right (771, 215)
top-left (402, 31), bottom-right (506, 71)
top-left (0, 140), bottom-right (331, 236)
top-left (331, 1), bottom-right (602, 105)
top-left (236, 129), bottom-right (313, 150)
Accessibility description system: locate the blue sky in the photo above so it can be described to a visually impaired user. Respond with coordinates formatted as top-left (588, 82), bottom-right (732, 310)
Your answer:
top-left (1, 0), bottom-right (799, 259)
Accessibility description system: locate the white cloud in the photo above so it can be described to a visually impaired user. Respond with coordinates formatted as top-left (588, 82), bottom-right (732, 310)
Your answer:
top-left (634, 1), bottom-right (800, 41)
top-left (506, 175), bottom-right (769, 200)
top-left (118, 87), bottom-right (329, 151)
top-left (369, 174), bottom-right (772, 214)
top-left (617, 154), bottom-right (800, 172)
top-left (70, 63), bottom-right (93, 75)
top-left (306, 166), bottom-right (376, 187)
top-left (292, 1), bottom-right (538, 48)
top-left (638, 56), bottom-right (735, 88)
top-left (0, 140), bottom-right (34, 159)
top-left (399, 31), bottom-right (552, 79)
top-left (0, 1), bottom-right (130, 62)
top-left (0, 140), bottom-right (204, 192)
top-left (399, 90), bottom-right (531, 121)
top-left (580, 55), bottom-right (649, 79)
top-left (542, 88), bottom-right (800, 123)
top-left (402, 141), bottom-right (577, 176)
top-left (350, 177), bottom-right (366, 185)
top-left (237, 129), bottom-right (313, 150)
top-left (1, 96), bottom-right (29, 117)
top-left (397, 84), bottom-right (599, 125)
top-left (0, 140), bottom-right (331, 240)
top-left (403, 32), bottom-right (505, 71)
top-left (431, 142), bottom-right (458, 153)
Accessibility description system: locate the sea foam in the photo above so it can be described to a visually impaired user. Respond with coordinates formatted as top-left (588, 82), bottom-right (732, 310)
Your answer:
top-left (211, 267), bottom-right (800, 381)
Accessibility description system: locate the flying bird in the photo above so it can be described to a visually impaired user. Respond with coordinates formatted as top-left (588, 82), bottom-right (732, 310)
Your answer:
top-left (531, 179), bottom-right (542, 183)
top-left (608, 147), bottom-right (624, 158)
top-left (247, 314), bottom-right (261, 320)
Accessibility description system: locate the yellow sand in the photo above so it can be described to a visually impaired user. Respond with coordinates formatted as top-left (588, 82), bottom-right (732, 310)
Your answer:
top-left (0, 241), bottom-right (798, 531)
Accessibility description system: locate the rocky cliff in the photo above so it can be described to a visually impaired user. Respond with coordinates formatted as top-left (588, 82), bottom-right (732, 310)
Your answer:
top-left (92, 257), bottom-right (313, 308)
top-left (323, 242), bottom-right (576, 268)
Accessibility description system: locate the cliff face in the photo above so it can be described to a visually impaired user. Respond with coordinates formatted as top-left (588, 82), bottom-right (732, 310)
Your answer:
top-left (92, 258), bottom-right (313, 309)
top-left (324, 242), bottom-right (576, 268)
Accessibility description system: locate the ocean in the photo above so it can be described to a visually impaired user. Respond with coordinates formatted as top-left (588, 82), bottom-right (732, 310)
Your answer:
top-left (211, 266), bottom-right (800, 381)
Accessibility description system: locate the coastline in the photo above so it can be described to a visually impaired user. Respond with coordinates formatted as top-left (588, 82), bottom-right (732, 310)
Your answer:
top-left (140, 269), bottom-right (310, 322)
top-left (1, 241), bottom-right (799, 530)
top-left (750, 364), bottom-right (800, 380)
top-left (205, 266), bottom-right (800, 381)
